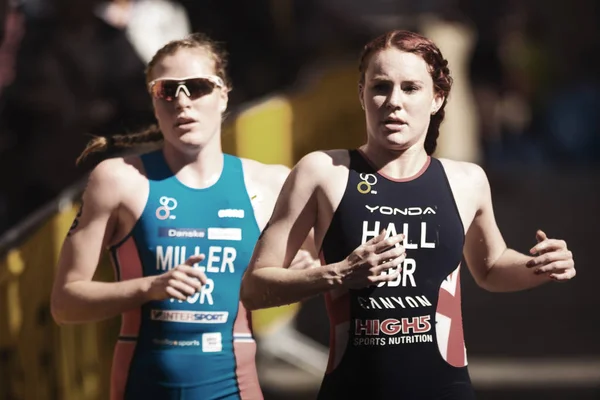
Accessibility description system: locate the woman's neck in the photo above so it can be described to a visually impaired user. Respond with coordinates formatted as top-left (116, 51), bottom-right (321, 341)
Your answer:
top-left (360, 143), bottom-right (429, 180)
top-left (162, 138), bottom-right (225, 189)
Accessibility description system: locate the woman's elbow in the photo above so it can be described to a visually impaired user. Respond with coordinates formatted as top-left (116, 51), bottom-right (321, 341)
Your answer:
top-left (50, 290), bottom-right (76, 325)
top-left (240, 273), bottom-right (264, 311)
top-left (472, 273), bottom-right (510, 293)
top-left (50, 297), bottom-right (68, 325)
top-left (475, 279), bottom-right (501, 292)
top-left (240, 296), bottom-right (258, 312)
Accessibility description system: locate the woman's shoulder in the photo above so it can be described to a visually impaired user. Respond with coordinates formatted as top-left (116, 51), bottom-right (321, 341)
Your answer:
top-left (438, 158), bottom-right (489, 189)
top-left (88, 155), bottom-right (148, 196)
top-left (299, 149), bottom-right (350, 165)
top-left (237, 149), bottom-right (352, 200)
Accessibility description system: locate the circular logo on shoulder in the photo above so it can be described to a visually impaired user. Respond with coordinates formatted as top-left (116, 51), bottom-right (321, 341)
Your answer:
top-left (357, 173), bottom-right (378, 194)
top-left (156, 196), bottom-right (178, 220)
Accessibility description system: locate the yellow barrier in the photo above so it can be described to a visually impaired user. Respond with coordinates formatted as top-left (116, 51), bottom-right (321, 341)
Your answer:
top-left (0, 203), bottom-right (118, 400)
top-left (232, 96), bottom-right (299, 335)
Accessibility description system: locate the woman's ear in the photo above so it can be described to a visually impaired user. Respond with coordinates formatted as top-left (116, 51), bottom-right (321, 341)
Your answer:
top-left (220, 87), bottom-right (229, 113)
top-left (358, 84), bottom-right (365, 110)
top-left (431, 93), bottom-right (444, 115)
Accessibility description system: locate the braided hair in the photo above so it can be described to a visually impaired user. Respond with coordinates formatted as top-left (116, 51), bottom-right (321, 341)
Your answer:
top-left (76, 125), bottom-right (163, 165)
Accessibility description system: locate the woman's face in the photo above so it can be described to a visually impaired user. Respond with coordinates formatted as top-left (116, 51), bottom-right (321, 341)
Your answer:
top-left (150, 48), bottom-right (228, 153)
top-left (360, 47), bottom-right (443, 152)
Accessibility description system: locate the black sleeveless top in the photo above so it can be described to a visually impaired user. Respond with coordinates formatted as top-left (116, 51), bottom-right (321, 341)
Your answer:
top-left (318, 150), bottom-right (474, 399)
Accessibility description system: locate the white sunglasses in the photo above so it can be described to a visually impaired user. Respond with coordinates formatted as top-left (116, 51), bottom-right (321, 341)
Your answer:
top-left (148, 75), bottom-right (225, 101)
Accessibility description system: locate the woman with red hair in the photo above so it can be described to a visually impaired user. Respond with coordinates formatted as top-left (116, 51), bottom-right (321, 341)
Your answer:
top-left (241, 30), bottom-right (576, 399)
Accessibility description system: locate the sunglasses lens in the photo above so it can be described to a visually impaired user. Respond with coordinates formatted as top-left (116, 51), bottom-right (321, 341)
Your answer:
top-left (186, 78), bottom-right (216, 98)
top-left (151, 78), bottom-right (217, 101)
top-left (151, 81), bottom-right (177, 101)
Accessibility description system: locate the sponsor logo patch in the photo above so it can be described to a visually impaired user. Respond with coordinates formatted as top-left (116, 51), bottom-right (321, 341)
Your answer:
top-left (158, 227), bottom-right (206, 238)
top-left (218, 209), bottom-right (245, 218)
top-left (202, 332), bottom-right (222, 352)
top-left (208, 227), bottom-right (242, 241)
top-left (150, 310), bottom-right (228, 324)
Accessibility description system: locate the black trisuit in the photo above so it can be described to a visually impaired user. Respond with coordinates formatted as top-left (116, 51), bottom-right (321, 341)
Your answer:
top-left (318, 150), bottom-right (475, 399)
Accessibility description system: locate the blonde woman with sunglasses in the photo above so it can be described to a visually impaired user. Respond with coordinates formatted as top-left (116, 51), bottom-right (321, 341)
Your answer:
top-left (51, 33), bottom-right (317, 400)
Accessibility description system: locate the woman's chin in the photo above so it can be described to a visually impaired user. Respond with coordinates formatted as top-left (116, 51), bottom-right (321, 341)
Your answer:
top-left (381, 135), bottom-right (409, 150)
top-left (164, 133), bottom-right (206, 151)
top-left (178, 130), bottom-right (212, 146)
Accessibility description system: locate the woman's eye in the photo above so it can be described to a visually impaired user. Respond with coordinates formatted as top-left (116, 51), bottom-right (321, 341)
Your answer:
top-left (372, 83), bottom-right (389, 91)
